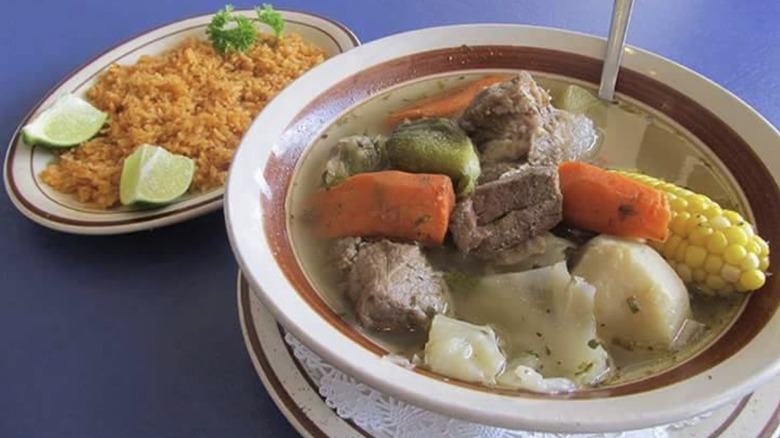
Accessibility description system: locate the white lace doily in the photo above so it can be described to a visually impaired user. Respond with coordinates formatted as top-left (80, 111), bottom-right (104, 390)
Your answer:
top-left (284, 333), bottom-right (706, 438)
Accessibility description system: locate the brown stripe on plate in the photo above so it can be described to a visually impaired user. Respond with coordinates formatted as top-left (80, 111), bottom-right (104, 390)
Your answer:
top-left (758, 402), bottom-right (780, 438)
top-left (5, 12), bottom-right (356, 229)
top-left (238, 274), bottom-right (776, 438)
top-left (241, 277), bottom-right (332, 438)
top-left (262, 45), bottom-right (780, 399)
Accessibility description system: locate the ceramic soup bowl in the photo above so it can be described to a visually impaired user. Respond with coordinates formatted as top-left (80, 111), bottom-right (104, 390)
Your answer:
top-left (225, 24), bottom-right (780, 433)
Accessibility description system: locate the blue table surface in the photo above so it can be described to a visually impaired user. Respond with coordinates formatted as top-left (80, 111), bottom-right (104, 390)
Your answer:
top-left (1, 1), bottom-right (778, 437)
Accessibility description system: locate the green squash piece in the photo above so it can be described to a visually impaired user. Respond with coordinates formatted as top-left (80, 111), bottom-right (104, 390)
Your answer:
top-left (387, 118), bottom-right (481, 195)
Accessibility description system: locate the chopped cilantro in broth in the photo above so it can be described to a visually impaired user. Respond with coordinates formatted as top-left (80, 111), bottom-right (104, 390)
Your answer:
top-left (286, 72), bottom-right (750, 388)
top-left (626, 296), bottom-right (642, 314)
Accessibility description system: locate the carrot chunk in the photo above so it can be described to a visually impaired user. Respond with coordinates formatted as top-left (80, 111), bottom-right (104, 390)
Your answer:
top-left (307, 171), bottom-right (456, 246)
top-left (385, 74), bottom-right (511, 128)
top-left (558, 162), bottom-right (671, 242)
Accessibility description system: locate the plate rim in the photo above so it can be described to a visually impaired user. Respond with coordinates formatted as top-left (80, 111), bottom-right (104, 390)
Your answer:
top-left (3, 8), bottom-right (359, 235)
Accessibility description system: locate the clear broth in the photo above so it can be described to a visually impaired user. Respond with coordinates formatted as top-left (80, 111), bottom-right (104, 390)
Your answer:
top-left (287, 72), bottom-right (748, 387)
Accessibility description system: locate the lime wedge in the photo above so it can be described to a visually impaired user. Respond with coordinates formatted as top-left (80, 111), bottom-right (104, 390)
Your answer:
top-left (21, 94), bottom-right (108, 147)
top-left (120, 144), bottom-right (195, 206)
top-left (556, 85), bottom-right (600, 114)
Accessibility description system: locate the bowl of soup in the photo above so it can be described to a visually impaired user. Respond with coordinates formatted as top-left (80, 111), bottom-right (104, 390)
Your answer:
top-left (224, 24), bottom-right (780, 433)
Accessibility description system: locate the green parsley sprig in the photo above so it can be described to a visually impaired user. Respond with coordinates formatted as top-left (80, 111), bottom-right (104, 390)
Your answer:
top-left (256, 4), bottom-right (285, 39)
top-left (206, 4), bottom-right (286, 54)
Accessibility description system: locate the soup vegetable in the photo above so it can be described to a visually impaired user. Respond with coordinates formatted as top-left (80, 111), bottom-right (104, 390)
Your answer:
top-left (291, 71), bottom-right (771, 393)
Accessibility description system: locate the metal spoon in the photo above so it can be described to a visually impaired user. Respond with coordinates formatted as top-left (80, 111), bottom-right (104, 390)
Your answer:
top-left (598, 0), bottom-right (635, 102)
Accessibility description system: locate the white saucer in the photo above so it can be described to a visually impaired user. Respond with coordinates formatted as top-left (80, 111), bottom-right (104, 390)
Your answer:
top-left (237, 271), bottom-right (780, 438)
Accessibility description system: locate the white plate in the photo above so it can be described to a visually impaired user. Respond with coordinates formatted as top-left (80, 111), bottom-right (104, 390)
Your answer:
top-left (3, 9), bottom-right (358, 235)
top-left (236, 272), bottom-right (780, 438)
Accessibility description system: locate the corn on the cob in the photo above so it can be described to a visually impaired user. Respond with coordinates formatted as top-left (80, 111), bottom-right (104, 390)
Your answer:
top-left (615, 171), bottom-right (770, 296)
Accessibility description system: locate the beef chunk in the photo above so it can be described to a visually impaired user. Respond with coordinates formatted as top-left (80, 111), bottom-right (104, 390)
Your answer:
top-left (471, 165), bottom-right (561, 224)
top-left (329, 236), bottom-right (365, 272)
top-left (459, 72), bottom-right (595, 179)
top-left (527, 127), bottom-right (563, 167)
top-left (479, 162), bottom-right (523, 184)
top-left (332, 239), bottom-right (451, 333)
top-left (449, 166), bottom-right (563, 258)
top-left (459, 72), bottom-right (560, 165)
top-left (459, 72), bottom-right (553, 159)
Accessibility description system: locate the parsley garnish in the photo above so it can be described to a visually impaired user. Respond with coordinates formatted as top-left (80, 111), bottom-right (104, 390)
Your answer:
top-left (207, 5), bottom-right (258, 54)
top-left (256, 4), bottom-right (285, 39)
top-left (207, 4), bottom-right (286, 54)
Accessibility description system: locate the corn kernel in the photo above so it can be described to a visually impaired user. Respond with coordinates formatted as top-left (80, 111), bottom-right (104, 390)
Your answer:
top-left (685, 245), bottom-right (707, 269)
top-left (736, 282), bottom-right (750, 293)
top-left (746, 240), bottom-right (762, 255)
top-left (704, 255), bottom-right (724, 274)
top-left (688, 195), bottom-right (709, 213)
top-left (740, 253), bottom-right (760, 271)
top-left (723, 210), bottom-right (743, 225)
top-left (721, 285), bottom-right (735, 295)
top-left (740, 223), bottom-right (755, 239)
top-left (693, 269), bottom-right (707, 283)
top-left (760, 256), bottom-right (770, 271)
top-left (720, 264), bottom-right (741, 283)
top-left (678, 188), bottom-right (694, 198)
top-left (702, 206), bottom-right (723, 220)
top-left (706, 275), bottom-right (726, 291)
top-left (676, 264), bottom-right (693, 283)
top-left (685, 215), bottom-right (706, 235)
top-left (710, 216), bottom-right (732, 230)
top-left (706, 231), bottom-right (729, 255)
top-left (671, 212), bottom-right (692, 235)
top-left (724, 245), bottom-right (748, 265)
top-left (753, 236), bottom-right (770, 257)
top-left (663, 235), bottom-right (682, 260)
top-left (676, 241), bottom-right (689, 262)
top-left (739, 269), bottom-right (766, 291)
top-left (670, 197), bottom-right (688, 212)
top-left (694, 193), bottom-right (712, 203)
top-left (724, 226), bottom-right (748, 246)
top-left (665, 184), bottom-right (682, 194)
top-left (689, 226), bottom-right (714, 245)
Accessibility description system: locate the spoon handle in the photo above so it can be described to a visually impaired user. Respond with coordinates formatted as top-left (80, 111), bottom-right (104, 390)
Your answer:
top-left (599, 0), bottom-right (635, 102)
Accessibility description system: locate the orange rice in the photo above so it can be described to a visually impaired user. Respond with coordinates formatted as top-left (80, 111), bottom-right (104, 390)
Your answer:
top-left (40, 34), bottom-right (326, 208)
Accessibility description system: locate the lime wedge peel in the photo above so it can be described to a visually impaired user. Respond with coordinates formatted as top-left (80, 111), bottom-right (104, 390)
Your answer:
top-left (120, 144), bottom-right (195, 206)
top-left (21, 94), bottom-right (108, 148)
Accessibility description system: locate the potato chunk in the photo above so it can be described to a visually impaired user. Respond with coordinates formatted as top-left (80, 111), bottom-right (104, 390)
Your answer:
top-left (572, 235), bottom-right (692, 348)
top-left (424, 315), bottom-right (505, 384)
